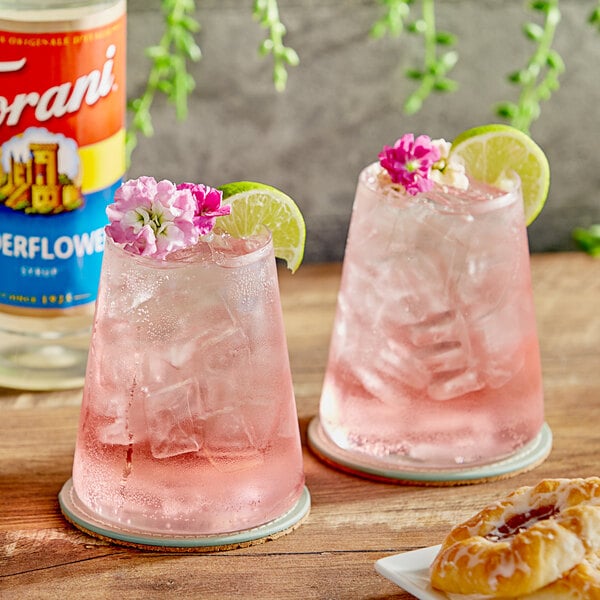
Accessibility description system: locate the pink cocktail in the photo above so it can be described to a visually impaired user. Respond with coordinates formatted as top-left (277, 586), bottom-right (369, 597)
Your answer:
top-left (65, 229), bottom-right (307, 540)
top-left (315, 162), bottom-right (545, 472)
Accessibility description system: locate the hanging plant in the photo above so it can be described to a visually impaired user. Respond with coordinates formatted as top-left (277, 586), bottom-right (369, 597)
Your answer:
top-left (126, 0), bottom-right (298, 163)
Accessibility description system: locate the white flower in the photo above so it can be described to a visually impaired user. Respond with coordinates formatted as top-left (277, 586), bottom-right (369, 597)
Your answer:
top-left (430, 138), bottom-right (470, 190)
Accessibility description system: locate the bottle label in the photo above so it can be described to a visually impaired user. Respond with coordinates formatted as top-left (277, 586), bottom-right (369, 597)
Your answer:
top-left (0, 10), bottom-right (126, 310)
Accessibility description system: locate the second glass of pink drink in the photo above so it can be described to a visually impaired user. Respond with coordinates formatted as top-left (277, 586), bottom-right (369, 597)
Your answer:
top-left (311, 132), bottom-right (548, 477)
top-left (60, 177), bottom-right (309, 546)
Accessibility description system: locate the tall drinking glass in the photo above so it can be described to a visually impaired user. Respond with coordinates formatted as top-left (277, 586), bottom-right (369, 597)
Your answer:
top-left (309, 161), bottom-right (551, 484)
top-left (59, 228), bottom-right (309, 550)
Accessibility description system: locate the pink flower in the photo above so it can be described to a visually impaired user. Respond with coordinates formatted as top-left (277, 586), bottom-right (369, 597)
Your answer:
top-left (176, 182), bottom-right (231, 235)
top-left (106, 176), bottom-right (199, 259)
top-left (378, 134), bottom-right (441, 195)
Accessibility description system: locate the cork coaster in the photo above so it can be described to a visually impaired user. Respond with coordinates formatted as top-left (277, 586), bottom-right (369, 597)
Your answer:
top-left (307, 417), bottom-right (552, 487)
top-left (58, 480), bottom-right (310, 553)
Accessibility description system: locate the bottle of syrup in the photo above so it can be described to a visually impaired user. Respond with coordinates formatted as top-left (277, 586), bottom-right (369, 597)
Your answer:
top-left (0, 0), bottom-right (126, 390)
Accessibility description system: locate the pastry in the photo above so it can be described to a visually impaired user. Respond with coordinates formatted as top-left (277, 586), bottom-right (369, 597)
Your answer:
top-left (430, 478), bottom-right (600, 597)
top-left (523, 551), bottom-right (600, 599)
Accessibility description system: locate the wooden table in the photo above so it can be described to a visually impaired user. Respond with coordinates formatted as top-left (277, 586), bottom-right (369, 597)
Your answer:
top-left (1, 253), bottom-right (599, 599)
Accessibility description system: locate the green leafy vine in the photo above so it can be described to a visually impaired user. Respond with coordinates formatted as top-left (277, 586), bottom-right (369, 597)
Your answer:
top-left (573, 225), bottom-right (600, 256)
top-left (253, 0), bottom-right (300, 92)
top-left (126, 0), bottom-right (201, 162)
top-left (126, 0), bottom-right (297, 164)
top-left (589, 0), bottom-right (600, 30)
top-left (496, 0), bottom-right (564, 134)
top-left (371, 0), bottom-right (596, 134)
top-left (370, 0), bottom-right (413, 38)
top-left (372, 0), bottom-right (457, 115)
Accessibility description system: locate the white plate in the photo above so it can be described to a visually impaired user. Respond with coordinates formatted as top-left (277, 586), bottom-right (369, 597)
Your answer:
top-left (375, 545), bottom-right (449, 599)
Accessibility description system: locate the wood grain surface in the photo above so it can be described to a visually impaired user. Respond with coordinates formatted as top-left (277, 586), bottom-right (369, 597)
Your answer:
top-left (1, 253), bottom-right (599, 599)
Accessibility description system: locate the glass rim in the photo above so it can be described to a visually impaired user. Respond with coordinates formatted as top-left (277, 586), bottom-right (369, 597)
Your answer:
top-left (104, 225), bottom-right (274, 270)
top-left (359, 162), bottom-right (522, 216)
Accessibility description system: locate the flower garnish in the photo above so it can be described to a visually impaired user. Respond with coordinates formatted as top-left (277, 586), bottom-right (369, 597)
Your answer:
top-left (106, 177), bottom-right (229, 259)
top-left (176, 182), bottom-right (230, 235)
top-left (378, 134), bottom-right (441, 195)
top-left (378, 133), bottom-right (469, 194)
top-left (430, 139), bottom-right (469, 191)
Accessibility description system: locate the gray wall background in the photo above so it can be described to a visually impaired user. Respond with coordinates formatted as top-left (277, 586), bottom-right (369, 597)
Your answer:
top-left (127, 0), bottom-right (600, 262)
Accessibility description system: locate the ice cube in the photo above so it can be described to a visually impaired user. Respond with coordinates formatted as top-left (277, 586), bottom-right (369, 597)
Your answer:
top-left (86, 333), bottom-right (149, 444)
top-left (471, 301), bottom-right (526, 389)
top-left (427, 368), bottom-right (484, 402)
top-left (407, 311), bottom-right (464, 347)
top-left (378, 338), bottom-right (430, 390)
top-left (94, 385), bottom-right (149, 446)
top-left (352, 353), bottom-right (428, 406)
top-left (222, 260), bottom-right (272, 315)
top-left (95, 398), bottom-right (130, 445)
top-left (418, 341), bottom-right (469, 374)
top-left (454, 218), bottom-right (522, 321)
top-left (143, 378), bottom-right (202, 459)
top-left (201, 409), bottom-right (264, 473)
top-left (102, 262), bottom-right (161, 321)
top-left (379, 252), bottom-right (453, 328)
top-left (150, 304), bottom-right (250, 382)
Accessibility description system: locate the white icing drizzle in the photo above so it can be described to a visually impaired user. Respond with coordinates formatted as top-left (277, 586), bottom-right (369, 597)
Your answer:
top-left (435, 479), bottom-right (600, 593)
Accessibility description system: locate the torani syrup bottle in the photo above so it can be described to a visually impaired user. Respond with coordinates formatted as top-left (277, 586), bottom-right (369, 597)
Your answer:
top-left (0, 0), bottom-right (126, 390)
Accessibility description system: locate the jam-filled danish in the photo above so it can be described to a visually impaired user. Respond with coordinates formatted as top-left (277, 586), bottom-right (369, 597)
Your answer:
top-left (430, 478), bottom-right (600, 597)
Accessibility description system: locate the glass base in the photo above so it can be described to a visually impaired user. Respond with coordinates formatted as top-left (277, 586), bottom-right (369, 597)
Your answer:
top-left (58, 479), bottom-right (311, 552)
top-left (0, 343), bottom-right (88, 390)
top-left (0, 310), bottom-right (91, 390)
top-left (307, 417), bottom-right (552, 485)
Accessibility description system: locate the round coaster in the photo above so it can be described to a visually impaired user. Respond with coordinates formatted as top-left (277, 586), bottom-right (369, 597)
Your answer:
top-left (307, 417), bottom-right (552, 486)
top-left (58, 480), bottom-right (310, 552)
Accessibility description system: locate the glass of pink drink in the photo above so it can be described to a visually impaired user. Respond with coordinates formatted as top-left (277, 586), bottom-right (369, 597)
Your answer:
top-left (61, 226), bottom-right (308, 545)
top-left (310, 151), bottom-right (548, 479)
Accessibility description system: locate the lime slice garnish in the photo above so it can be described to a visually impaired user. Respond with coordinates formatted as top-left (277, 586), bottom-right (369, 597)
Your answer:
top-left (217, 181), bottom-right (306, 273)
top-left (450, 124), bottom-right (550, 225)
